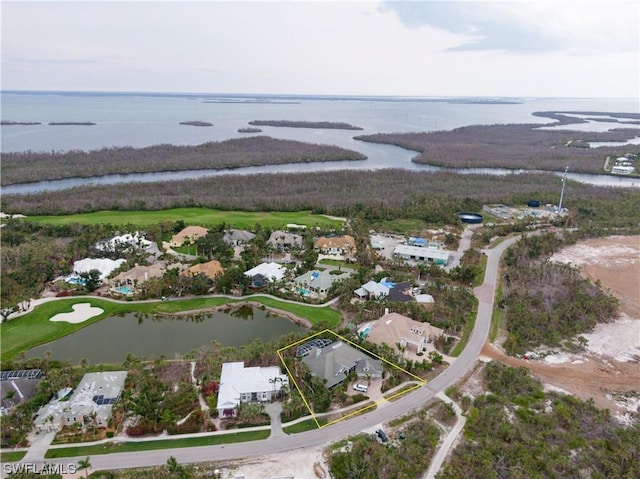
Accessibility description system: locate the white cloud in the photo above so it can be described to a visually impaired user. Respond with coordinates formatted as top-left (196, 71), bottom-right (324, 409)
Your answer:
top-left (1, 1), bottom-right (638, 97)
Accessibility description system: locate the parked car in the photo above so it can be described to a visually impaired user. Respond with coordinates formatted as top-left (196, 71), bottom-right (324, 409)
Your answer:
top-left (353, 383), bottom-right (368, 393)
top-left (375, 429), bottom-right (389, 443)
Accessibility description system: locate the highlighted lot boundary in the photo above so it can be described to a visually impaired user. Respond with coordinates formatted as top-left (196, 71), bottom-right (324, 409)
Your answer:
top-left (277, 329), bottom-right (427, 429)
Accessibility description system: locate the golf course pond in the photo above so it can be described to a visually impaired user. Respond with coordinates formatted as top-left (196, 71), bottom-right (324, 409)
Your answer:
top-left (25, 306), bottom-right (304, 364)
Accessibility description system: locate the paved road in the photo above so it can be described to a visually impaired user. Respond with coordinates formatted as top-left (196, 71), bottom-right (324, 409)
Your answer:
top-left (7, 236), bottom-right (520, 473)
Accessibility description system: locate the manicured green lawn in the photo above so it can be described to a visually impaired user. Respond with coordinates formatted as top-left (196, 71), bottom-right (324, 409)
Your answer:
top-left (318, 258), bottom-right (350, 268)
top-left (282, 418), bottom-right (327, 433)
top-left (0, 450), bottom-right (27, 462)
top-left (450, 306), bottom-right (478, 357)
top-left (44, 430), bottom-right (270, 458)
top-left (0, 296), bottom-right (342, 362)
top-left (26, 208), bottom-right (343, 229)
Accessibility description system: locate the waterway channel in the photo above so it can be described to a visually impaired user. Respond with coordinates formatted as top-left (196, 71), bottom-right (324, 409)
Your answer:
top-left (25, 307), bottom-right (304, 364)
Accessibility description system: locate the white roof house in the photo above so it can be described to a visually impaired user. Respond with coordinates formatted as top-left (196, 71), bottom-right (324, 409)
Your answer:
top-left (216, 362), bottom-right (288, 418)
top-left (95, 232), bottom-right (151, 253)
top-left (393, 245), bottom-right (451, 265)
top-left (243, 262), bottom-right (287, 283)
top-left (72, 258), bottom-right (127, 280)
top-left (354, 280), bottom-right (390, 299)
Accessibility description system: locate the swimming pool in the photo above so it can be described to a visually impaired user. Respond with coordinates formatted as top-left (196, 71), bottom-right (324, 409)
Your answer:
top-left (360, 325), bottom-right (372, 338)
top-left (115, 286), bottom-right (133, 295)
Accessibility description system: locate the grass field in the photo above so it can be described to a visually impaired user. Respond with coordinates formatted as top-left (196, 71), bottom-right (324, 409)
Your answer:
top-left (0, 450), bottom-right (27, 463)
top-left (282, 417), bottom-right (327, 433)
top-left (0, 296), bottom-right (342, 362)
top-left (44, 430), bottom-right (270, 458)
top-left (25, 208), bottom-right (344, 229)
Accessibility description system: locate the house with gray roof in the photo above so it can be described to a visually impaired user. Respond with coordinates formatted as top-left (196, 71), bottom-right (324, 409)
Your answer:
top-left (302, 341), bottom-right (383, 389)
top-left (267, 231), bottom-right (303, 251)
top-left (34, 371), bottom-right (127, 432)
top-left (293, 269), bottom-right (351, 299)
top-left (223, 229), bottom-right (256, 246)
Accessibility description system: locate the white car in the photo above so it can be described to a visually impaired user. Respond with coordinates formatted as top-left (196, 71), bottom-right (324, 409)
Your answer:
top-left (353, 383), bottom-right (368, 393)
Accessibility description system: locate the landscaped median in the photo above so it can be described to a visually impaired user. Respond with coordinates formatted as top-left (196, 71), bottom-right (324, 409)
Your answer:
top-left (0, 296), bottom-right (342, 362)
top-left (0, 450), bottom-right (27, 463)
top-left (44, 429), bottom-right (271, 459)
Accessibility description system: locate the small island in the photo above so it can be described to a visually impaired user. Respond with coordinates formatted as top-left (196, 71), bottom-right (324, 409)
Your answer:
top-left (248, 120), bottom-right (363, 130)
top-left (179, 121), bottom-right (213, 127)
top-left (48, 122), bottom-right (96, 126)
top-left (1, 121), bottom-right (42, 126)
top-left (238, 127), bottom-right (263, 133)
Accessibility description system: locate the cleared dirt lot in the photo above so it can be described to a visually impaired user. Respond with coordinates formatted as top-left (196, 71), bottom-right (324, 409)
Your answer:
top-left (485, 235), bottom-right (640, 419)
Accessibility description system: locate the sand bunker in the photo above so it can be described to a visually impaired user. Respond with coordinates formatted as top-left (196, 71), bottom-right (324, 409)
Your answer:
top-left (50, 303), bottom-right (103, 324)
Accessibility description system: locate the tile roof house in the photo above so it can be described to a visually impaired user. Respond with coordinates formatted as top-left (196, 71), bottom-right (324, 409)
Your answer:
top-left (169, 226), bottom-right (209, 248)
top-left (181, 260), bottom-right (224, 279)
top-left (302, 341), bottom-right (383, 389)
top-left (216, 362), bottom-right (288, 418)
top-left (314, 235), bottom-right (357, 259)
top-left (361, 312), bottom-right (443, 357)
top-left (34, 371), bottom-right (127, 432)
top-left (293, 269), bottom-right (351, 298)
top-left (267, 231), bottom-right (303, 250)
top-left (111, 262), bottom-right (166, 286)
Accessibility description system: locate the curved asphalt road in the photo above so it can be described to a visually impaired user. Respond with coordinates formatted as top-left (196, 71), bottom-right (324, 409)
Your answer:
top-left (12, 236), bottom-right (520, 472)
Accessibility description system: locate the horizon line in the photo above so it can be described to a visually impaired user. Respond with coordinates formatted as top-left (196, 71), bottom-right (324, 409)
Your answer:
top-left (2, 89), bottom-right (637, 101)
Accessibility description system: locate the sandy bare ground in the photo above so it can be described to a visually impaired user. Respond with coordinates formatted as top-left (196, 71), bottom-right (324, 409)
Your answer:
top-left (213, 444), bottom-right (330, 479)
top-left (485, 235), bottom-right (640, 419)
top-left (49, 303), bottom-right (103, 324)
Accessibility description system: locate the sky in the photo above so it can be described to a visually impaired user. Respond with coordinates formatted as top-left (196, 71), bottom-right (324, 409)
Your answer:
top-left (1, 0), bottom-right (639, 98)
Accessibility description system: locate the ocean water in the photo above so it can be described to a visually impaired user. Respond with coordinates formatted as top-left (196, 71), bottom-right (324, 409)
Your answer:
top-left (1, 91), bottom-right (639, 191)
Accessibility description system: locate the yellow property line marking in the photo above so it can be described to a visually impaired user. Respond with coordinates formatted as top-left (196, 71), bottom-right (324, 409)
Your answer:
top-left (277, 329), bottom-right (427, 429)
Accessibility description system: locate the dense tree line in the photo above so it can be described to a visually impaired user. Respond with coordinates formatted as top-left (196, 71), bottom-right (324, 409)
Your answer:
top-left (1, 136), bottom-right (366, 185)
top-left (4, 170), bottom-right (640, 231)
top-left (438, 362), bottom-right (639, 478)
top-left (248, 120), bottom-right (363, 130)
top-left (501, 233), bottom-right (619, 355)
top-left (355, 111), bottom-right (639, 174)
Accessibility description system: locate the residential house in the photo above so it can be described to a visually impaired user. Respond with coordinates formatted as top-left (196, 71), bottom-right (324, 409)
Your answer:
top-left (169, 226), bottom-right (209, 248)
top-left (34, 372), bottom-right (127, 432)
top-left (180, 260), bottom-right (224, 280)
top-left (353, 278), bottom-right (412, 302)
top-left (72, 258), bottom-right (127, 281)
top-left (223, 229), bottom-right (256, 246)
top-left (110, 262), bottom-right (166, 289)
top-left (302, 341), bottom-right (383, 389)
top-left (0, 369), bottom-right (42, 417)
top-left (216, 362), bottom-right (288, 418)
top-left (360, 312), bottom-right (443, 358)
top-left (95, 232), bottom-right (151, 253)
top-left (314, 235), bottom-right (357, 259)
top-left (244, 262), bottom-right (287, 288)
top-left (293, 269), bottom-right (351, 298)
top-left (393, 244), bottom-right (451, 265)
top-left (267, 231), bottom-right (303, 251)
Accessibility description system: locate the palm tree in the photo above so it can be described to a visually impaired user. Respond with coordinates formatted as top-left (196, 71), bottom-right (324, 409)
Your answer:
top-left (77, 457), bottom-right (91, 478)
